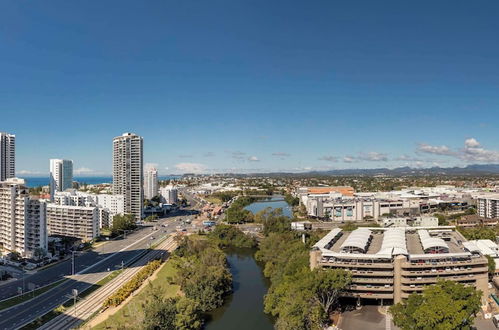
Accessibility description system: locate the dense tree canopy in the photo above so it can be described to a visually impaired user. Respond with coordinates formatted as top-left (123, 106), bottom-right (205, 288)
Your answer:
top-left (253, 207), bottom-right (292, 235)
top-left (111, 214), bottom-right (136, 235)
top-left (208, 224), bottom-right (257, 248)
top-left (256, 228), bottom-right (351, 329)
top-left (390, 280), bottom-right (482, 330)
top-left (172, 237), bottom-right (232, 312)
top-left (143, 294), bottom-right (202, 330)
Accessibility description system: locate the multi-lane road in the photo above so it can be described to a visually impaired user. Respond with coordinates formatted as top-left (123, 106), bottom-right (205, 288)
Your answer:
top-left (38, 236), bottom-right (179, 330)
top-left (0, 212), bottom-right (186, 301)
top-left (0, 205), bottom-right (200, 330)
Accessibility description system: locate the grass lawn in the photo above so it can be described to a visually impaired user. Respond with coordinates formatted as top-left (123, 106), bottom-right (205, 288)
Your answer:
top-left (92, 260), bottom-right (180, 329)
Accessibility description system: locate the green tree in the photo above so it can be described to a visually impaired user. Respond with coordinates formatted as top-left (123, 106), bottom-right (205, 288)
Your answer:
top-left (208, 224), bottom-right (257, 248)
top-left (390, 280), bottom-right (482, 330)
top-left (175, 297), bottom-right (203, 330)
top-left (111, 213), bottom-right (136, 235)
top-left (311, 269), bottom-right (352, 317)
top-left (486, 255), bottom-right (496, 279)
top-left (143, 294), bottom-right (177, 330)
top-left (284, 194), bottom-right (299, 207)
top-left (172, 237), bottom-right (233, 313)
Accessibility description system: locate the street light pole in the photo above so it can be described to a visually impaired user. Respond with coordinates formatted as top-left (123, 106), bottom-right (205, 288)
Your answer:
top-left (71, 251), bottom-right (75, 275)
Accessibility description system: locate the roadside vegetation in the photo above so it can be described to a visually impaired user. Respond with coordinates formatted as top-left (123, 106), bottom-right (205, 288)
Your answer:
top-left (390, 280), bottom-right (482, 330)
top-left (110, 214), bottom-right (136, 236)
top-left (103, 259), bottom-right (162, 308)
top-left (93, 235), bottom-right (236, 330)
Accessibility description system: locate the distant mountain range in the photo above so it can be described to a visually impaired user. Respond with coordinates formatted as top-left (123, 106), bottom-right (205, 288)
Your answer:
top-left (249, 164), bottom-right (499, 177)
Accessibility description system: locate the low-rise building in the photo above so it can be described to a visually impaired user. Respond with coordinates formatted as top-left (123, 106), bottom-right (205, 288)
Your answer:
top-left (305, 197), bottom-right (419, 222)
top-left (52, 190), bottom-right (124, 229)
top-left (311, 226), bottom-right (488, 305)
top-left (477, 194), bottom-right (499, 219)
top-left (46, 204), bottom-right (100, 241)
top-left (160, 185), bottom-right (178, 205)
top-left (379, 216), bottom-right (439, 228)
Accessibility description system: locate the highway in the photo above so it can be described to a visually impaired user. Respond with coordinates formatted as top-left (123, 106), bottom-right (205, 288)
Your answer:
top-left (0, 211), bottom-right (184, 301)
top-left (37, 236), bottom-right (178, 330)
top-left (0, 207), bottom-right (198, 330)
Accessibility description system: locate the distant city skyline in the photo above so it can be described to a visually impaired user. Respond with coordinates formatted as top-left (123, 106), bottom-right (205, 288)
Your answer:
top-left (2, 1), bottom-right (499, 175)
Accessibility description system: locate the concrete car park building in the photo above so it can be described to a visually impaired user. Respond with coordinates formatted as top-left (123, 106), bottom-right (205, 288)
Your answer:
top-left (310, 226), bottom-right (489, 305)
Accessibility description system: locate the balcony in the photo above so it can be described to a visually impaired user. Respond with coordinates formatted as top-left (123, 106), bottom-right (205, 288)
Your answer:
top-left (402, 274), bottom-right (480, 284)
top-left (352, 277), bottom-right (393, 284)
top-left (349, 284), bottom-right (393, 292)
top-left (402, 259), bottom-right (486, 269)
top-left (320, 259), bottom-right (393, 269)
top-left (401, 266), bottom-right (488, 276)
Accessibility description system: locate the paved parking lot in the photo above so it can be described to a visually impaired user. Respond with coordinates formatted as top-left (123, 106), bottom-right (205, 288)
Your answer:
top-left (339, 306), bottom-right (397, 330)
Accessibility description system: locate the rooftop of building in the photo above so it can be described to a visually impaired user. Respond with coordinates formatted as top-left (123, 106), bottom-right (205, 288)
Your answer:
top-left (314, 226), bottom-right (471, 258)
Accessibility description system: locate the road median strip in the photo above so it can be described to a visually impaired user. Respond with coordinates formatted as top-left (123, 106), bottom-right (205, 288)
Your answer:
top-left (20, 236), bottom-right (176, 330)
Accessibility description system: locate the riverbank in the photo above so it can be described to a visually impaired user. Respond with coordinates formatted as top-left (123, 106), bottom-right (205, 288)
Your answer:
top-left (205, 248), bottom-right (274, 330)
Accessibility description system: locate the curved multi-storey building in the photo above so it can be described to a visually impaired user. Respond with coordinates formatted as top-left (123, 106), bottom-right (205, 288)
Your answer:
top-left (310, 226), bottom-right (489, 304)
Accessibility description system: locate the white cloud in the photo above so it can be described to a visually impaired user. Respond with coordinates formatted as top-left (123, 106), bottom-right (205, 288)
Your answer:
top-left (460, 138), bottom-right (499, 162)
top-left (464, 138), bottom-right (480, 148)
top-left (248, 156), bottom-right (260, 162)
top-left (357, 152), bottom-right (388, 162)
top-left (174, 163), bottom-right (206, 174)
top-left (416, 138), bottom-right (499, 163)
top-left (342, 152), bottom-right (388, 163)
top-left (417, 143), bottom-right (455, 156)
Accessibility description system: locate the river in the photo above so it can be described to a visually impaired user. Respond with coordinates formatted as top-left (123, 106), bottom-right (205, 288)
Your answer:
top-left (205, 197), bottom-right (293, 329)
top-left (244, 196), bottom-right (293, 218)
top-left (205, 248), bottom-right (274, 330)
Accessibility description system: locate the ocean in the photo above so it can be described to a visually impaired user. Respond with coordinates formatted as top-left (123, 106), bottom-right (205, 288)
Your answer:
top-left (20, 176), bottom-right (181, 188)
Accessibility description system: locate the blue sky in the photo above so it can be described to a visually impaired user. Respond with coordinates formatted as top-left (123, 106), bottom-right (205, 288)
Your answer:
top-left (1, 1), bottom-right (499, 175)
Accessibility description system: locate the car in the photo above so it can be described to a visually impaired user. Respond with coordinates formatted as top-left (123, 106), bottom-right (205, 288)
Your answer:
top-left (150, 236), bottom-right (155, 240)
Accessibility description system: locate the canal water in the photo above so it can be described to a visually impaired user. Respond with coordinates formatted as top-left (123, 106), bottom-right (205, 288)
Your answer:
top-left (244, 196), bottom-right (293, 218)
top-left (205, 248), bottom-right (274, 330)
